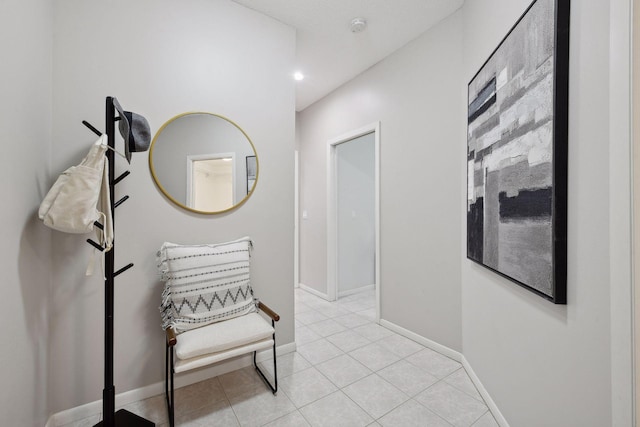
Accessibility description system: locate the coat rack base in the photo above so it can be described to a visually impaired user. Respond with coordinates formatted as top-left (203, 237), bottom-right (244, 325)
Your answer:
top-left (93, 409), bottom-right (155, 427)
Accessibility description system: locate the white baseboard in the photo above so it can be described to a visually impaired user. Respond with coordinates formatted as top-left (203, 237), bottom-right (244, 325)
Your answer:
top-left (379, 319), bottom-right (462, 362)
top-left (338, 284), bottom-right (375, 298)
top-left (379, 319), bottom-right (508, 426)
top-left (298, 283), bottom-right (331, 301)
top-left (47, 341), bottom-right (296, 427)
top-left (461, 356), bottom-right (509, 427)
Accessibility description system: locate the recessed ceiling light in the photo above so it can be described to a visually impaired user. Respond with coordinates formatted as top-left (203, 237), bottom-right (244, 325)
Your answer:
top-left (294, 71), bottom-right (305, 81)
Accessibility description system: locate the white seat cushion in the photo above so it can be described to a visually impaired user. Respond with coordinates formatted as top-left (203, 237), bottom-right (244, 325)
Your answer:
top-left (175, 312), bottom-right (274, 360)
top-left (174, 338), bottom-right (273, 373)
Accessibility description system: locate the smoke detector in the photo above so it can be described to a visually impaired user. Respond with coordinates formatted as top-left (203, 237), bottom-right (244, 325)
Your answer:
top-left (350, 18), bottom-right (367, 33)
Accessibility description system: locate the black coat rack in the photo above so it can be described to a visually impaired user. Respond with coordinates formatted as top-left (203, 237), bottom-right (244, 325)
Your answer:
top-left (83, 97), bottom-right (154, 427)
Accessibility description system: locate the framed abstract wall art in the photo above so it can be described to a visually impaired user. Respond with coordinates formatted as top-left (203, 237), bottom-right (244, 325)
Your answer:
top-left (246, 155), bottom-right (256, 194)
top-left (466, 0), bottom-right (570, 303)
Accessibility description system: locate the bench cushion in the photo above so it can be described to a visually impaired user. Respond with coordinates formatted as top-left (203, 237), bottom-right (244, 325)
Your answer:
top-left (174, 338), bottom-right (273, 374)
top-left (175, 312), bottom-right (274, 360)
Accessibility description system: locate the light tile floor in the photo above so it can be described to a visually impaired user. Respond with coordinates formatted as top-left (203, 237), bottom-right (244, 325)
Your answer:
top-left (63, 288), bottom-right (498, 427)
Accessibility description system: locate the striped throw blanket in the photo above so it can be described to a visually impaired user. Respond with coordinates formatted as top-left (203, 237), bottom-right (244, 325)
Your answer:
top-left (157, 237), bottom-right (257, 334)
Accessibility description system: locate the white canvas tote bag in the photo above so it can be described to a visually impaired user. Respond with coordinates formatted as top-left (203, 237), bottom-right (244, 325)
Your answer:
top-left (39, 135), bottom-right (112, 248)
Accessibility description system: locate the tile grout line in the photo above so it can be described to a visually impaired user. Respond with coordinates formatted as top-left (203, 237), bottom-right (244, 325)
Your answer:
top-left (441, 366), bottom-right (487, 404)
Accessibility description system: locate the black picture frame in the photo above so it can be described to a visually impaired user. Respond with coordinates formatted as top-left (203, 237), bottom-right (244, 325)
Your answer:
top-left (466, 0), bottom-right (569, 304)
top-left (246, 155), bottom-right (256, 195)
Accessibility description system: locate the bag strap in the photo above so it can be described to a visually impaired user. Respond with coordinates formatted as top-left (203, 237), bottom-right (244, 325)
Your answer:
top-left (86, 154), bottom-right (114, 278)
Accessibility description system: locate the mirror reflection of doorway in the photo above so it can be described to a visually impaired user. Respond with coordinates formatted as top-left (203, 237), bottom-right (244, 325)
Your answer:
top-left (187, 154), bottom-right (235, 211)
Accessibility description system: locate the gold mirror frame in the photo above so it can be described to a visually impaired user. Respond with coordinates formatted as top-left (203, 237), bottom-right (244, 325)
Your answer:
top-left (149, 112), bottom-right (259, 214)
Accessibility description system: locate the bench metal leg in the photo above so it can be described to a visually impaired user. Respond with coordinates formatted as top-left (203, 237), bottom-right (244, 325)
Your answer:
top-left (253, 320), bottom-right (278, 394)
top-left (165, 343), bottom-right (175, 427)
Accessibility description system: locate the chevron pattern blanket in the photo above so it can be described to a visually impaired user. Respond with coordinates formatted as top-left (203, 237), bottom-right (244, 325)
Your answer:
top-left (157, 237), bottom-right (257, 334)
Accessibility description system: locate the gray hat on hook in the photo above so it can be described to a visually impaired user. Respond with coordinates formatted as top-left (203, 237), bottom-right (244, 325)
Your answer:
top-left (112, 98), bottom-right (151, 164)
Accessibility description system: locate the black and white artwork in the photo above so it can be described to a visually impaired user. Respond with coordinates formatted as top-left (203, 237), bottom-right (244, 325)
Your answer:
top-left (466, 0), bottom-right (569, 303)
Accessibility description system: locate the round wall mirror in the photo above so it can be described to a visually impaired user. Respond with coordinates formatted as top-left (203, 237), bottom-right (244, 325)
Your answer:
top-left (149, 112), bottom-right (258, 214)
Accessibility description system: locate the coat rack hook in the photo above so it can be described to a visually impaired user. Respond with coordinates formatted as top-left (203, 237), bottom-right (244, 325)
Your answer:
top-left (114, 171), bottom-right (130, 185)
top-left (114, 263), bottom-right (134, 277)
top-left (82, 120), bottom-right (102, 136)
top-left (115, 195), bottom-right (129, 208)
top-left (86, 239), bottom-right (105, 252)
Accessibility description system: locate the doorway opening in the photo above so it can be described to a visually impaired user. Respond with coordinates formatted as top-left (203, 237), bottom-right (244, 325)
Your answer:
top-left (327, 122), bottom-right (380, 322)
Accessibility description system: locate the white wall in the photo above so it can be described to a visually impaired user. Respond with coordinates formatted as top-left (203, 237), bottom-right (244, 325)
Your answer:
top-left (608, 0), bottom-right (633, 424)
top-left (461, 0), bottom-right (626, 425)
top-left (0, 0), bottom-right (53, 426)
top-left (298, 11), bottom-right (464, 351)
top-left (49, 0), bottom-right (295, 414)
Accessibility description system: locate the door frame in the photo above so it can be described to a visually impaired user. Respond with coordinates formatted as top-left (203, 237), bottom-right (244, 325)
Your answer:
top-left (327, 122), bottom-right (380, 322)
top-left (295, 150), bottom-right (300, 289)
top-left (613, 0), bottom-right (635, 424)
top-left (633, 0), bottom-right (639, 423)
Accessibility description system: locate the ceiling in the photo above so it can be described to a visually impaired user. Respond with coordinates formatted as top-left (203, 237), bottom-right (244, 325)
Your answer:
top-left (231, 0), bottom-right (464, 111)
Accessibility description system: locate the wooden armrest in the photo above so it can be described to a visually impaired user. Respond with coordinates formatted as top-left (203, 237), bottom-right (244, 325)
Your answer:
top-left (166, 327), bottom-right (177, 347)
top-left (258, 301), bottom-right (280, 322)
